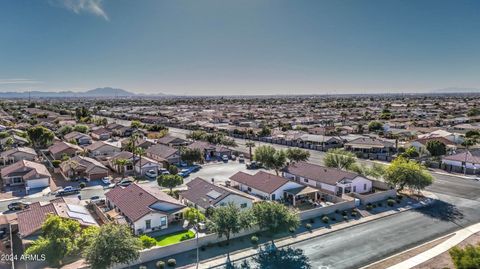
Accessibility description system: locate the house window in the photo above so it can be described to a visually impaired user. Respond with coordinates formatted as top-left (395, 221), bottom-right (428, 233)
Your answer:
top-left (247, 187), bottom-right (252, 192)
top-left (160, 216), bottom-right (167, 226)
top-left (145, 219), bottom-right (151, 230)
top-left (364, 184), bottom-right (367, 191)
top-left (240, 203), bottom-right (247, 208)
top-left (353, 186), bottom-right (356, 192)
top-left (271, 194), bottom-right (276, 200)
top-left (126, 165), bottom-right (133, 170)
top-left (12, 177), bottom-right (23, 184)
top-left (304, 178), bottom-right (309, 183)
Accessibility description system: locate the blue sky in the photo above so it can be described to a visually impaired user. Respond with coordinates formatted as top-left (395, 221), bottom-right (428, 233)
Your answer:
top-left (1, 0), bottom-right (480, 95)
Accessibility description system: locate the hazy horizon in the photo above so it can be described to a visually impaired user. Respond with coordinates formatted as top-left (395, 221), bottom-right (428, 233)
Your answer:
top-left (2, 0), bottom-right (480, 95)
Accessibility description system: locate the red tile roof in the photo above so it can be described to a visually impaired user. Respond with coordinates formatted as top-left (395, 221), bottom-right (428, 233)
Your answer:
top-left (105, 183), bottom-right (184, 222)
top-left (284, 161), bottom-right (359, 185)
top-left (229, 171), bottom-right (289, 194)
top-left (17, 198), bottom-right (63, 237)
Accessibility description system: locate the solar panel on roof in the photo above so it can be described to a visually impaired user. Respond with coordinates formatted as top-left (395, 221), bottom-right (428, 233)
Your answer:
top-left (67, 211), bottom-right (96, 224)
top-left (206, 190), bottom-right (222, 200)
top-left (67, 204), bottom-right (89, 214)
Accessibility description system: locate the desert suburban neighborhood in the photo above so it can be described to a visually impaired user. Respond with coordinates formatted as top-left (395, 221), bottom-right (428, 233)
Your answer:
top-left (3, 0), bottom-right (480, 268)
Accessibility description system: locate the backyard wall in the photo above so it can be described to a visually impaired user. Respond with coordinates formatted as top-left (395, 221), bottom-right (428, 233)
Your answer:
top-left (298, 199), bottom-right (356, 220)
top-left (112, 227), bottom-right (260, 269)
top-left (351, 189), bottom-right (397, 205)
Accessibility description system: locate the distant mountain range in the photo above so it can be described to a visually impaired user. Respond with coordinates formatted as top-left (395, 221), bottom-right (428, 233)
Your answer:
top-left (433, 87), bottom-right (480, 93)
top-left (0, 87), bottom-right (166, 98)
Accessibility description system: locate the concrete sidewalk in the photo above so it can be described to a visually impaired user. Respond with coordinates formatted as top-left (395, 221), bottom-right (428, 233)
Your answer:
top-left (188, 194), bottom-right (436, 269)
top-left (387, 222), bottom-right (480, 269)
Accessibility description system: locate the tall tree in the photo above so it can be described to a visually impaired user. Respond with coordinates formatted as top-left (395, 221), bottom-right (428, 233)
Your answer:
top-left (286, 148), bottom-right (310, 163)
top-left (135, 147), bottom-right (145, 178)
top-left (181, 148), bottom-right (204, 165)
top-left (25, 214), bottom-right (81, 266)
top-left (245, 141), bottom-right (256, 160)
top-left (157, 174), bottom-right (183, 194)
top-left (27, 126), bottom-right (55, 149)
top-left (252, 246), bottom-right (312, 269)
top-left (254, 145), bottom-right (287, 175)
top-left (208, 203), bottom-right (254, 245)
top-left (384, 157), bottom-right (433, 192)
top-left (368, 121), bottom-right (383, 132)
top-left (252, 202), bottom-right (300, 241)
top-left (185, 208), bottom-right (206, 269)
top-left (83, 224), bottom-right (142, 269)
top-left (324, 148), bottom-right (357, 170)
top-left (115, 158), bottom-right (129, 178)
top-left (425, 140), bottom-right (447, 157)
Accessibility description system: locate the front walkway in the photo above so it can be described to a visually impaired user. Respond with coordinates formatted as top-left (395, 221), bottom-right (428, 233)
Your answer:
top-left (387, 222), bottom-right (480, 269)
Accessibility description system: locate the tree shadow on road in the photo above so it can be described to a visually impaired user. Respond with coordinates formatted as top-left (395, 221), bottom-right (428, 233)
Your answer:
top-left (414, 199), bottom-right (464, 222)
top-left (225, 244), bottom-right (312, 269)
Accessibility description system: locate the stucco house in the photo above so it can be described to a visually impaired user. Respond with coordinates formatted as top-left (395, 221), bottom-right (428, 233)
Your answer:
top-left (60, 155), bottom-right (109, 181)
top-left (179, 177), bottom-right (256, 212)
top-left (105, 183), bottom-right (185, 234)
top-left (0, 160), bottom-right (51, 189)
top-left (0, 147), bottom-right (37, 165)
top-left (229, 171), bottom-right (302, 201)
top-left (85, 141), bottom-right (121, 158)
top-left (283, 161), bottom-right (372, 196)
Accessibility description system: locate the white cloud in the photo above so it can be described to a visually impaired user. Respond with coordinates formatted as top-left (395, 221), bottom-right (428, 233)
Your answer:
top-left (0, 79), bottom-right (43, 85)
top-left (50, 0), bottom-right (109, 21)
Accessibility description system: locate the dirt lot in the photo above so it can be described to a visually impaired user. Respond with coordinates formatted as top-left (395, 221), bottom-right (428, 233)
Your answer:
top-left (413, 233), bottom-right (480, 269)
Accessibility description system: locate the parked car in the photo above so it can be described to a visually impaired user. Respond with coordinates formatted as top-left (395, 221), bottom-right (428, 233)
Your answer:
top-left (90, 196), bottom-right (104, 203)
top-left (178, 168), bottom-right (191, 177)
top-left (101, 176), bottom-right (112, 185)
top-left (246, 161), bottom-right (262, 169)
top-left (159, 168), bottom-right (170, 175)
top-left (238, 154), bottom-right (245, 163)
top-left (231, 154), bottom-right (237, 161)
top-left (117, 179), bottom-right (133, 187)
top-left (145, 169), bottom-right (158, 178)
top-left (187, 165), bottom-right (201, 173)
top-left (7, 201), bottom-right (30, 211)
top-left (222, 155), bottom-right (229, 162)
top-left (56, 186), bottom-right (80, 196)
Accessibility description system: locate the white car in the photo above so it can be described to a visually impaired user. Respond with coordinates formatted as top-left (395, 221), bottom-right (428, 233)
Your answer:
top-left (222, 155), bottom-right (229, 162)
top-left (145, 169), bottom-right (158, 178)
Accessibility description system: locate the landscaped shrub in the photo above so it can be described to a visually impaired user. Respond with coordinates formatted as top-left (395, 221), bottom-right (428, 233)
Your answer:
top-left (167, 258), bottom-right (176, 267)
top-left (351, 211), bottom-right (357, 217)
top-left (180, 233), bottom-right (193, 241)
top-left (52, 160), bottom-right (61, 168)
top-left (251, 235), bottom-right (259, 244)
top-left (366, 205), bottom-right (373, 210)
top-left (341, 210), bottom-right (347, 216)
top-left (305, 223), bottom-right (312, 230)
top-left (372, 204), bottom-right (377, 208)
top-left (343, 215), bottom-right (349, 221)
top-left (397, 194), bottom-right (404, 200)
top-left (289, 227), bottom-right (296, 233)
top-left (322, 216), bottom-right (330, 223)
top-left (387, 199), bottom-right (395, 207)
top-left (309, 218), bottom-right (315, 224)
top-left (139, 266), bottom-right (147, 269)
top-left (79, 182), bottom-right (86, 189)
top-left (140, 235), bottom-right (157, 249)
top-left (156, 261), bottom-right (165, 269)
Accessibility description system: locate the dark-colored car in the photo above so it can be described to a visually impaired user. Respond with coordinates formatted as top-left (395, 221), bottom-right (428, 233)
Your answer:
top-left (246, 161), bottom-right (262, 169)
top-left (8, 201), bottom-right (30, 211)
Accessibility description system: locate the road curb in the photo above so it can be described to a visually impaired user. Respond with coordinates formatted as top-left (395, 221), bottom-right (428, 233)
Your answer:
top-left (193, 200), bottom-right (432, 269)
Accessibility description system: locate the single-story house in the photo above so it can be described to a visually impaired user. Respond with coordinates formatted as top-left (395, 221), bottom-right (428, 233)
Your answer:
top-left (179, 177), bottom-right (256, 212)
top-left (48, 141), bottom-right (83, 160)
top-left (17, 197), bottom-right (97, 239)
top-left (187, 141), bottom-right (232, 161)
top-left (0, 147), bottom-right (37, 165)
top-left (60, 155), bottom-right (109, 181)
top-left (0, 135), bottom-right (29, 150)
top-left (105, 183), bottom-right (186, 234)
top-left (229, 171), bottom-right (302, 201)
top-left (157, 135), bottom-right (189, 148)
top-left (145, 144), bottom-right (181, 165)
top-left (63, 131), bottom-right (92, 145)
top-left (0, 160), bottom-right (51, 189)
top-left (120, 137), bottom-right (154, 151)
top-left (85, 141), bottom-right (121, 158)
top-left (344, 137), bottom-right (396, 158)
top-left (442, 150), bottom-right (480, 174)
top-left (109, 151), bottom-right (161, 177)
top-left (283, 161), bottom-right (372, 196)
top-left (91, 128), bottom-right (112, 141)
top-left (409, 137), bottom-right (457, 155)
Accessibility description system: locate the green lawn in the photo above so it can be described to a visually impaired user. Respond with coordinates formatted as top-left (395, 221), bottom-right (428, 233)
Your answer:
top-left (154, 230), bottom-right (195, 246)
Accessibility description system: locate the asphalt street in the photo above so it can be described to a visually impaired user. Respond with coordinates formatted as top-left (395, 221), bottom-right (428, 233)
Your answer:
top-left (233, 174), bottom-right (480, 269)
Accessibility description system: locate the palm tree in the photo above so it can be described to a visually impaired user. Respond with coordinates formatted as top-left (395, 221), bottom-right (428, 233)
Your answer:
top-left (128, 132), bottom-right (142, 177)
top-left (134, 147), bottom-right (145, 179)
top-left (115, 158), bottom-right (129, 178)
top-left (245, 141), bottom-right (255, 160)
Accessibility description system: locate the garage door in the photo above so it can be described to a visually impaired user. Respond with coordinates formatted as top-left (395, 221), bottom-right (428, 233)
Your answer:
top-left (89, 172), bottom-right (108, 180)
top-left (26, 178), bottom-right (50, 189)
